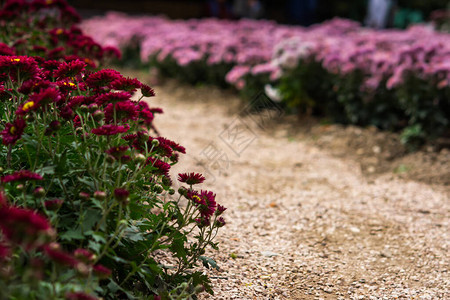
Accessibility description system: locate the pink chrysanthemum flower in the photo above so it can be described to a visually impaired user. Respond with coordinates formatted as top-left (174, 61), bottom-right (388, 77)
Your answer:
top-left (177, 172), bottom-right (205, 185)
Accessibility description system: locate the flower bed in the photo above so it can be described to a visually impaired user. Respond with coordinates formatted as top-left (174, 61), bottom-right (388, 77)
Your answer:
top-left (81, 12), bottom-right (450, 145)
top-left (0, 1), bottom-right (225, 299)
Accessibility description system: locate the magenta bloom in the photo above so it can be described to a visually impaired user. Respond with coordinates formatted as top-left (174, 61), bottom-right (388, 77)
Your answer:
top-left (104, 101), bottom-right (139, 123)
top-left (0, 56), bottom-right (40, 81)
top-left (106, 145), bottom-right (129, 159)
top-left (85, 69), bottom-right (123, 88)
top-left (215, 217), bottom-right (226, 227)
top-left (1, 118), bottom-right (26, 145)
top-left (114, 188), bottom-right (129, 204)
top-left (146, 157), bottom-right (171, 176)
top-left (44, 199), bottom-right (64, 210)
top-left (0, 205), bottom-right (53, 249)
top-left (65, 292), bottom-right (98, 300)
top-left (188, 190), bottom-right (217, 220)
top-left (1, 170), bottom-right (43, 183)
top-left (93, 264), bottom-right (112, 279)
top-left (43, 243), bottom-right (78, 267)
top-left (95, 91), bottom-right (131, 105)
top-left (216, 205), bottom-right (227, 215)
top-left (74, 248), bottom-right (95, 263)
top-left (141, 84), bottom-right (155, 97)
top-left (91, 124), bottom-right (129, 136)
top-left (178, 172), bottom-right (205, 185)
top-left (156, 137), bottom-right (186, 154)
top-left (16, 88), bottom-right (61, 115)
top-left (111, 77), bottom-right (142, 92)
top-left (53, 59), bottom-right (86, 79)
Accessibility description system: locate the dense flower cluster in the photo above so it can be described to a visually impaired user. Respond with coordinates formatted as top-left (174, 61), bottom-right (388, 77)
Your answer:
top-left (82, 13), bottom-right (450, 143)
top-left (0, 1), bottom-right (225, 298)
top-left (0, 0), bottom-right (120, 67)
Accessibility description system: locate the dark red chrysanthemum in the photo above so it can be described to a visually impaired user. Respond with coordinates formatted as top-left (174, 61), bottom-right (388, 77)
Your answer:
top-left (1, 118), bottom-right (26, 145)
top-left (16, 87), bottom-right (61, 115)
top-left (44, 199), bottom-right (64, 210)
top-left (0, 56), bottom-right (40, 81)
top-left (91, 124), bottom-right (129, 136)
top-left (114, 188), bottom-right (129, 205)
top-left (1, 170), bottom-right (43, 183)
top-left (53, 59), bottom-right (86, 79)
top-left (85, 69), bottom-right (123, 89)
top-left (43, 242), bottom-right (78, 267)
top-left (177, 172), bottom-right (205, 185)
top-left (215, 217), bottom-right (226, 227)
top-left (0, 205), bottom-right (53, 249)
top-left (0, 43), bottom-right (15, 56)
top-left (93, 264), bottom-right (112, 279)
top-left (95, 91), bottom-right (131, 105)
top-left (104, 101), bottom-right (139, 123)
top-left (146, 157), bottom-right (171, 176)
top-left (141, 84), bottom-right (155, 97)
top-left (188, 190), bottom-right (217, 220)
top-left (157, 137), bottom-right (186, 154)
top-left (65, 292), bottom-right (98, 300)
top-left (73, 248), bottom-right (95, 263)
top-left (106, 145), bottom-right (129, 160)
top-left (216, 205), bottom-right (227, 215)
top-left (137, 102), bottom-right (154, 126)
top-left (103, 46), bottom-right (121, 60)
top-left (111, 77), bottom-right (141, 92)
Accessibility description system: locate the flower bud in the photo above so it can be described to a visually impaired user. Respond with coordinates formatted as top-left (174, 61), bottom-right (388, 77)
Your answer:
top-left (153, 185), bottom-right (163, 194)
top-left (93, 110), bottom-right (104, 121)
top-left (79, 192), bottom-right (90, 201)
top-left (114, 188), bottom-right (129, 205)
top-left (16, 184), bottom-right (24, 191)
top-left (80, 104), bottom-right (89, 112)
top-left (178, 186), bottom-right (188, 197)
top-left (168, 188), bottom-right (175, 195)
top-left (33, 186), bottom-right (45, 198)
top-left (134, 153), bottom-right (146, 163)
top-left (151, 139), bottom-right (159, 147)
top-left (89, 103), bottom-right (99, 112)
top-left (44, 199), bottom-right (64, 210)
top-left (194, 284), bottom-right (205, 293)
top-left (93, 191), bottom-right (106, 201)
top-left (26, 114), bottom-right (35, 122)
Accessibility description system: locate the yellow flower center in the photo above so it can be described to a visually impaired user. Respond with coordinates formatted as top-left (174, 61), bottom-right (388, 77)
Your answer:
top-left (10, 126), bottom-right (16, 134)
top-left (23, 101), bottom-right (35, 111)
top-left (56, 28), bottom-right (63, 35)
top-left (11, 58), bottom-right (20, 62)
top-left (192, 195), bottom-right (202, 203)
top-left (46, 0), bottom-right (53, 5)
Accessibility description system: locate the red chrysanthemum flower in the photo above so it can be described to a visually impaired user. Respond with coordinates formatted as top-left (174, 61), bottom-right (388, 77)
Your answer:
top-left (43, 242), bottom-right (78, 267)
top-left (44, 199), bottom-right (64, 210)
top-left (65, 292), bottom-right (98, 300)
top-left (146, 157), bottom-right (171, 176)
top-left (16, 87), bottom-right (61, 115)
top-left (85, 69), bottom-right (123, 89)
top-left (93, 264), bottom-right (112, 279)
top-left (216, 205), bottom-right (227, 216)
top-left (0, 43), bottom-right (15, 56)
top-left (215, 217), bottom-right (226, 227)
top-left (103, 46), bottom-right (122, 60)
top-left (137, 101), bottom-right (154, 126)
top-left (53, 59), bottom-right (86, 79)
top-left (91, 124), bottom-right (129, 136)
top-left (157, 137), bottom-right (186, 154)
top-left (73, 248), bottom-right (95, 263)
top-left (1, 170), bottom-right (43, 183)
top-left (0, 56), bottom-right (40, 81)
top-left (106, 145), bottom-right (129, 160)
top-left (0, 205), bottom-right (53, 249)
top-left (111, 77), bottom-right (141, 92)
top-left (188, 190), bottom-right (217, 220)
top-left (141, 84), bottom-right (155, 97)
top-left (95, 91), bottom-right (131, 105)
top-left (1, 118), bottom-right (26, 145)
top-left (178, 172), bottom-right (205, 185)
top-left (104, 101), bottom-right (139, 123)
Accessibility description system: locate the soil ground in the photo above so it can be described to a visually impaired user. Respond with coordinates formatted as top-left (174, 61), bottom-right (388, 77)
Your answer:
top-left (127, 69), bottom-right (449, 299)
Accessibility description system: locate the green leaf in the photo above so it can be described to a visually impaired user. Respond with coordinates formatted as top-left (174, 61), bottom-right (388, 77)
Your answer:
top-left (60, 229), bottom-right (84, 241)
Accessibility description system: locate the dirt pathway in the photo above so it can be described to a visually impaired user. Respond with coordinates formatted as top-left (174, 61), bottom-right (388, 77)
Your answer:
top-left (147, 80), bottom-right (449, 299)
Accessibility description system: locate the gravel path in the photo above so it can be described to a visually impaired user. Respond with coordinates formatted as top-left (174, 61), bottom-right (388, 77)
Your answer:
top-left (148, 80), bottom-right (449, 299)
